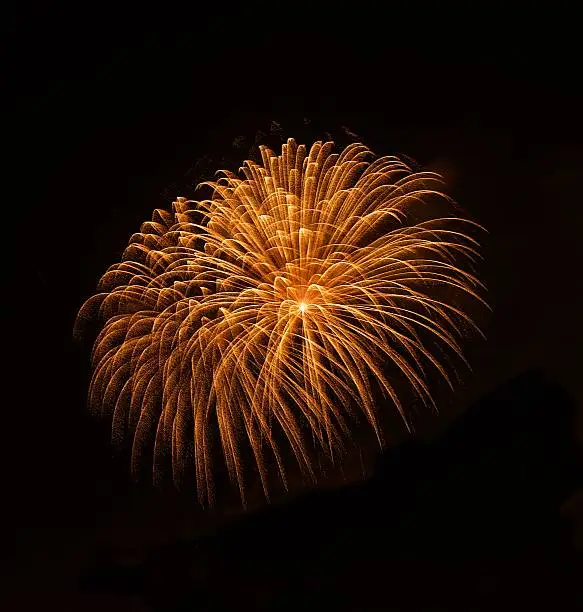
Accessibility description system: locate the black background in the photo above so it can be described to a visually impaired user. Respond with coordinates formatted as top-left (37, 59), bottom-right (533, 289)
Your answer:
top-left (4, 3), bottom-right (582, 610)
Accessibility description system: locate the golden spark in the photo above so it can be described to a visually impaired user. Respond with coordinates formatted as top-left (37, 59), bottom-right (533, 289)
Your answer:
top-left (75, 138), bottom-right (487, 506)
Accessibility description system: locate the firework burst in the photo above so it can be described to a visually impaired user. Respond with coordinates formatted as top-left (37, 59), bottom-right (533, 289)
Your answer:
top-left (76, 138), bottom-right (487, 506)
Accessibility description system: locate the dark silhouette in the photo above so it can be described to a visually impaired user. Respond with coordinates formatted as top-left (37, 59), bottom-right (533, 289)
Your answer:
top-left (80, 369), bottom-right (582, 610)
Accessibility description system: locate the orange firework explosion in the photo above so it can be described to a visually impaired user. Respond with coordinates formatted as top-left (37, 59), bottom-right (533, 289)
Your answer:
top-left (76, 139), bottom-right (487, 506)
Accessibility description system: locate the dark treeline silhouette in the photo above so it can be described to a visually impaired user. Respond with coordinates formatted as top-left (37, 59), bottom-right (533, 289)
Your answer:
top-left (80, 369), bottom-right (582, 610)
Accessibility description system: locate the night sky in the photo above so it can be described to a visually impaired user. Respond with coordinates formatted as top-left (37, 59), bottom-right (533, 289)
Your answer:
top-left (5, 4), bottom-right (582, 610)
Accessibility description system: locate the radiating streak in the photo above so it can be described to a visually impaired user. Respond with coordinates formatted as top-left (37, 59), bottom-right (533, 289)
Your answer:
top-left (76, 138), bottom-right (487, 506)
